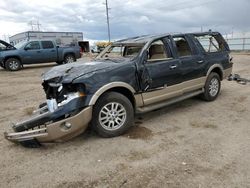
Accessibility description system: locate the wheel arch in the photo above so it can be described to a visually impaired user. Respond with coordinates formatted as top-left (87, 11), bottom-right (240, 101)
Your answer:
top-left (89, 82), bottom-right (137, 109)
top-left (206, 64), bottom-right (223, 80)
top-left (4, 56), bottom-right (22, 65)
top-left (64, 52), bottom-right (76, 60)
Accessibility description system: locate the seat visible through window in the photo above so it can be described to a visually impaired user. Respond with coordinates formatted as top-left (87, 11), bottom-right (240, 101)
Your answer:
top-left (175, 38), bottom-right (192, 57)
top-left (149, 44), bottom-right (167, 59)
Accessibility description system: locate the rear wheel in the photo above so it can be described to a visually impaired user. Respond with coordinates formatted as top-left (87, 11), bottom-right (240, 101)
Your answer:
top-left (64, 54), bottom-right (75, 64)
top-left (91, 92), bottom-right (134, 137)
top-left (5, 58), bottom-right (21, 71)
top-left (201, 72), bottom-right (221, 101)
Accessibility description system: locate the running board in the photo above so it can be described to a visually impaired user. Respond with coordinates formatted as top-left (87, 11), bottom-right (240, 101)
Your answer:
top-left (136, 89), bottom-right (204, 114)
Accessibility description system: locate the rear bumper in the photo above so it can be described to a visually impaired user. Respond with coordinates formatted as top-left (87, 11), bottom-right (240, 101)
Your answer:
top-left (223, 64), bottom-right (233, 79)
top-left (4, 106), bottom-right (92, 146)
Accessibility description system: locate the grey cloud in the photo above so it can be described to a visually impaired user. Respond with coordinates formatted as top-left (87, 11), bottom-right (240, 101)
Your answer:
top-left (0, 0), bottom-right (250, 40)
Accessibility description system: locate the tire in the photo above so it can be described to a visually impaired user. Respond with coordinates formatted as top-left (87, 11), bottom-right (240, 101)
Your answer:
top-left (64, 54), bottom-right (75, 64)
top-left (201, 72), bottom-right (221, 101)
top-left (56, 61), bottom-right (63, 65)
top-left (5, 58), bottom-right (21, 71)
top-left (91, 92), bottom-right (134, 138)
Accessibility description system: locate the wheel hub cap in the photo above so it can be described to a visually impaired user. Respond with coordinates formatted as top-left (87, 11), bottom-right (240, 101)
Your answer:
top-left (99, 102), bottom-right (126, 131)
top-left (9, 61), bottom-right (18, 70)
top-left (209, 78), bottom-right (219, 97)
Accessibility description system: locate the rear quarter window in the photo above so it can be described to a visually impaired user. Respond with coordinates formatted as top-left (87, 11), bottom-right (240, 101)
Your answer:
top-left (41, 41), bottom-right (54, 49)
top-left (195, 35), bottom-right (226, 53)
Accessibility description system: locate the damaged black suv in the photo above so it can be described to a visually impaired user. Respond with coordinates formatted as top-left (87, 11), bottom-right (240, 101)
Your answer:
top-left (5, 32), bottom-right (233, 147)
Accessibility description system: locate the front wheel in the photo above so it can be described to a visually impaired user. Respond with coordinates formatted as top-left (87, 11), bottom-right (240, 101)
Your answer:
top-left (201, 72), bottom-right (221, 101)
top-left (64, 54), bottom-right (75, 64)
top-left (5, 58), bottom-right (21, 71)
top-left (91, 92), bottom-right (134, 137)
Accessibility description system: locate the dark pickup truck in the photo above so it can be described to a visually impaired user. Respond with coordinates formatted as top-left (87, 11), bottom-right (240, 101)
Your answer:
top-left (0, 40), bottom-right (81, 71)
top-left (4, 31), bottom-right (233, 147)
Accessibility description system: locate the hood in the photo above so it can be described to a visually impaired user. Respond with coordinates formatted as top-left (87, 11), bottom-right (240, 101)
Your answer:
top-left (42, 59), bottom-right (127, 83)
top-left (0, 40), bottom-right (16, 51)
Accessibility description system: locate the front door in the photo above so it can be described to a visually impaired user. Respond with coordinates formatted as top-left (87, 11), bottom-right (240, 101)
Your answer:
top-left (141, 38), bottom-right (183, 106)
top-left (21, 41), bottom-right (43, 64)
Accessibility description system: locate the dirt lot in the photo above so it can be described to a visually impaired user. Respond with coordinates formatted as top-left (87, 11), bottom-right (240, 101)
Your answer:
top-left (0, 54), bottom-right (250, 188)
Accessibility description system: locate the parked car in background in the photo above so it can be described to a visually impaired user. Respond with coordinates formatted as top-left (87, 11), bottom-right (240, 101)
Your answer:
top-left (0, 40), bottom-right (81, 71)
top-left (4, 31), bottom-right (233, 147)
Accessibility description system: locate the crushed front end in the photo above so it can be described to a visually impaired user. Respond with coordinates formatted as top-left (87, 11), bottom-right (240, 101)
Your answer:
top-left (4, 80), bottom-right (92, 147)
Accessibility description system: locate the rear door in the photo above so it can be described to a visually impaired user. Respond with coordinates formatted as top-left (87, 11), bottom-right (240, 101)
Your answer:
top-left (172, 35), bottom-right (206, 93)
top-left (141, 37), bottom-right (183, 105)
top-left (40, 41), bottom-right (57, 63)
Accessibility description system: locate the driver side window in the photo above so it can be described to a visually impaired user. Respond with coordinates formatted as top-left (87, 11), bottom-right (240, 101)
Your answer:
top-left (25, 41), bottom-right (40, 50)
top-left (147, 40), bottom-right (172, 62)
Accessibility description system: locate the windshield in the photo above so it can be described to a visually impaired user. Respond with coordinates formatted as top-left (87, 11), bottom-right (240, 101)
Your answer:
top-left (97, 44), bottom-right (144, 60)
top-left (14, 41), bottom-right (27, 49)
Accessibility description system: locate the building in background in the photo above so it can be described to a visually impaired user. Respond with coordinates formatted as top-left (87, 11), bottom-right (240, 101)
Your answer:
top-left (9, 31), bottom-right (83, 46)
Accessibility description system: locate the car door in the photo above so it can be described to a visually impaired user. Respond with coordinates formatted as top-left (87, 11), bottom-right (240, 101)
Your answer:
top-left (141, 38), bottom-right (183, 106)
top-left (40, 41), bottom-right (57, 63)
top-left (172, 35), bottom-right (206, 93)
top-left (21, 41), bottom-right (43, 64)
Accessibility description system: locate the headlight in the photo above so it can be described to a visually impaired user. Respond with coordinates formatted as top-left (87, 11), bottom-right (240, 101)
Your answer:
top-left (58, 92), bottom-right (85, 107)
top-left (48, 82), bottom-right (62, 87)
top-left (47, 99), bottom-right (58, 112)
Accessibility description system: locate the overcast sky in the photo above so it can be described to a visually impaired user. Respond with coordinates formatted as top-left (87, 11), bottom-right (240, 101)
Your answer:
top-left (0, 0), bottom-right (249, 41)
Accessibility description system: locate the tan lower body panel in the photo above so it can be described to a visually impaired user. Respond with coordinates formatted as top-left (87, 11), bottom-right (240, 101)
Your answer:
top-left (223, 67), bottom-right (233, 79)
top-left (142, 77), bottom-right (206, 106)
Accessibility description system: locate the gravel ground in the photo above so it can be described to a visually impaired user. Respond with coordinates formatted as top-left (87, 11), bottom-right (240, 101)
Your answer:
top-left (0, 54), bottom-right (250, 188)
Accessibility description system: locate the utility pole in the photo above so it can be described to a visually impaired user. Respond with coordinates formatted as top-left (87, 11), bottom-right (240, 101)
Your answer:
top-left (37, 20), bottom-right (41, 31)
top-left (105, 0), bottom-right (111, 42)
top-left (28, 20), bottom-right (41, 31)
top-left (28, 21), bottom-right (34, 31)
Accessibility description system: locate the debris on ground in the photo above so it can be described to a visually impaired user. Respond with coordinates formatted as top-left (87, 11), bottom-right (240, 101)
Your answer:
top-left (228, 73), bottom-right (250, 85)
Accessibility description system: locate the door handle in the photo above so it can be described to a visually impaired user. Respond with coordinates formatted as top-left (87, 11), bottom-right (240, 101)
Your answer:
top-left (50, 50), bottom-right (55, 52)
top-left (197, 60), bottom-right (204, 64)
top-left (169, 65), bottom-right (177, 69)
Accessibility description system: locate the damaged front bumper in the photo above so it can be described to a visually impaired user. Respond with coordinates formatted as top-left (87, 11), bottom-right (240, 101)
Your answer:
top-left (4, 93), bottom-right (92, 147)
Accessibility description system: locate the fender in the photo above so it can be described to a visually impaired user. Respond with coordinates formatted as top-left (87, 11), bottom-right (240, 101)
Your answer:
top-left (88, 82), bottom-right (136, 106)
top-left (3, 55), bottom-right (22, 64)
top-left (206, 64), bottom-right (224, 78)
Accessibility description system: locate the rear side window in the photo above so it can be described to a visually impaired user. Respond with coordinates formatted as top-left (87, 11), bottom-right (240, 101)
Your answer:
top-left (173, 37), bottom-right (192, 57)
top-left (41, 41), bottom-right (54, 49)
top-left (195, 35), bottom-right (224, 53)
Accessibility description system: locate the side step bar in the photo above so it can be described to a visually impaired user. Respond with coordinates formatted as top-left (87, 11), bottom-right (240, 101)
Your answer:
top-left (136, 89), bottom-right (204, 114)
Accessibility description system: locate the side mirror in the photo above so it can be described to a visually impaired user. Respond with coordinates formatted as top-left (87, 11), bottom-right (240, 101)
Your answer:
top-left (24, 46), bottom-right (31, 50)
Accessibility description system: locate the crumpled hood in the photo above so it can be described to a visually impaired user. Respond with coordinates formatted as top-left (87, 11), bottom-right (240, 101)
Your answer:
top-left (42, 60), bottom-right (124, 83)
